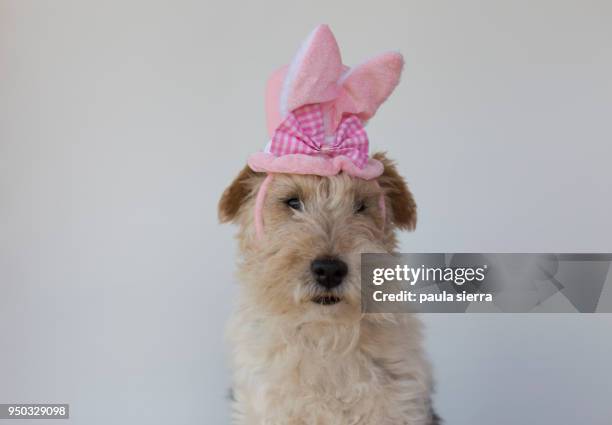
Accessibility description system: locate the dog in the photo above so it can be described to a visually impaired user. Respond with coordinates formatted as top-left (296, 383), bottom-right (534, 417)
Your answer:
top-left (219, 152), bottom-right (438, 424)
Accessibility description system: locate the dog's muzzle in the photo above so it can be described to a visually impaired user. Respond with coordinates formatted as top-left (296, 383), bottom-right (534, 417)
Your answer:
top-left (310, 257), bottom-right (347, 305)
top-left (310, 257), bottom-right (348, 289)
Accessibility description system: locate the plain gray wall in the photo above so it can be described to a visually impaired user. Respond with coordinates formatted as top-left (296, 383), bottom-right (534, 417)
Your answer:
top-left (1, 1), bottom-right (611, 424)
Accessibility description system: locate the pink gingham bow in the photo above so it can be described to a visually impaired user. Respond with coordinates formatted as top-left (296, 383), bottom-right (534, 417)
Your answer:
top-left (268, 104), bottom-right (369, 169)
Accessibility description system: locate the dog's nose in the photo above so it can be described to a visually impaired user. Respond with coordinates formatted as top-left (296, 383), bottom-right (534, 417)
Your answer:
top-left (310, 257), bottom-right (348, 289)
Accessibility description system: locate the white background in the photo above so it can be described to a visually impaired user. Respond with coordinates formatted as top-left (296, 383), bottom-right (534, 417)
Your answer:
top-left (1, 1), bottom-right (611, 424)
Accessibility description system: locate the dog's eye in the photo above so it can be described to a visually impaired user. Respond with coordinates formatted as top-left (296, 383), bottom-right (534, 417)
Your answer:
top-left (285, 197), bottom-right (302, 211)
top-left (355, 201), bottom-right (366, 214)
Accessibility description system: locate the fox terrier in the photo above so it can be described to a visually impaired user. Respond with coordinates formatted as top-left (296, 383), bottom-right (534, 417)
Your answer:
top-left (219, 25), bottom-right (437, 425)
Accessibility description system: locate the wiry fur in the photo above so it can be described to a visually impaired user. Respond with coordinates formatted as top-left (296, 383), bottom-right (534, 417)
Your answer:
top-left (219, 153), bottom-right (435, 424)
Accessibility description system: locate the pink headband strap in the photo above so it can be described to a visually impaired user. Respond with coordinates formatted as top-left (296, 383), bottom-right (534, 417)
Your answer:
top-left (254, 174), bottom-right (274, 240)
top-left (375, 180), bottom-right (386, 233)
top-left (254, 174), bottom-right (386, 240)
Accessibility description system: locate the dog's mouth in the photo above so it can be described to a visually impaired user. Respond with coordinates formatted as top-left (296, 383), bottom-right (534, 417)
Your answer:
top-left (312, 295), bottom-right (342, 305)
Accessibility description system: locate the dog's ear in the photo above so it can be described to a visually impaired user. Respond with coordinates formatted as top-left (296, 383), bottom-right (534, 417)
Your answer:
top-left (373, 152), bottom-right (417, 230)
top-left (218, 165), bottom-right (263, 223)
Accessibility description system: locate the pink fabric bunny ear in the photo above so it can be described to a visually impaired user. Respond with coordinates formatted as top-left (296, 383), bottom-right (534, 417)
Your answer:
top-left (280, 24), bottom-right (344, 116)
top-left (330, 52), bottom-right (404, 131)
top-left (266, 25), bottom-right (345, 136)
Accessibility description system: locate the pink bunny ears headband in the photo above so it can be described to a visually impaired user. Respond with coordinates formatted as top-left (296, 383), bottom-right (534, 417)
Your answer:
top-left (248, 25), bottom-right (404, 238)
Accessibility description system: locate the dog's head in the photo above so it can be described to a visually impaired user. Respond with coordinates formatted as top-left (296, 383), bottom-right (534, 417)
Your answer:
top-left (219, 152), bottom-right (416, 322)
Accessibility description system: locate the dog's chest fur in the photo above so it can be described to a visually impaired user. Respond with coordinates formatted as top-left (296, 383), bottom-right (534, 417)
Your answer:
top-left (228, 309), bottom-right (433, 425)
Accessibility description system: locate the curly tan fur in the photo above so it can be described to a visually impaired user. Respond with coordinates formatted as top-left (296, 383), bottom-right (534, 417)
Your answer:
top-left (219, 153), bottom-right (434, 424)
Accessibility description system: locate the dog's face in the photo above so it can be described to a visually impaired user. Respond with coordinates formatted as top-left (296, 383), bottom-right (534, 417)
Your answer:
top-left (219, 153), bottom-right (416, 323)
